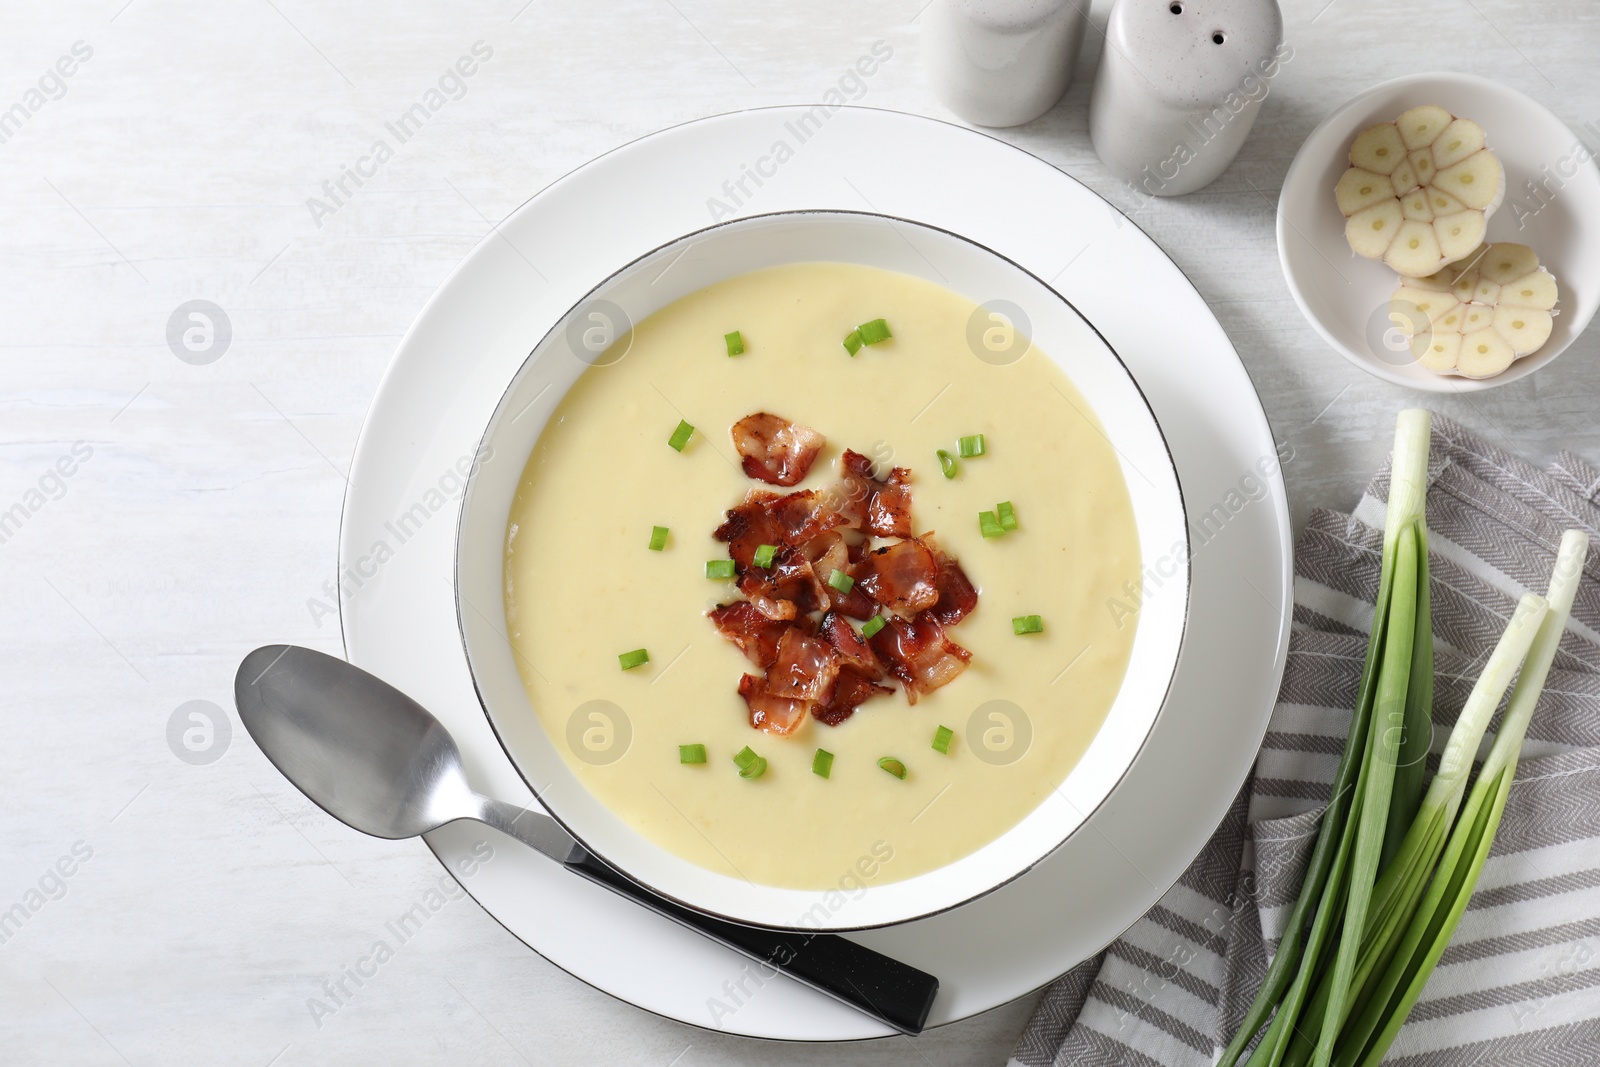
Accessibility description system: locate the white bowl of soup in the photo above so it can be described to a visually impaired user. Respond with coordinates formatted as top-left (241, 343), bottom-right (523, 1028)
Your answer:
top-left (456, 210), bottom-right (1189, 931)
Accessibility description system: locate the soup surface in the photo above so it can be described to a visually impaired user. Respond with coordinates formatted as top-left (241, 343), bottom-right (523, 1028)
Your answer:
top-left (504, 262), bottom-right (1141, 890)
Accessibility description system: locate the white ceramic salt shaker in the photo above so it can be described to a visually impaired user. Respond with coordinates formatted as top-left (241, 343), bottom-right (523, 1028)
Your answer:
top-left (1089, 0), bottom-right (1285, 196)
top-left (922, 0), bottom-right (1091, 128)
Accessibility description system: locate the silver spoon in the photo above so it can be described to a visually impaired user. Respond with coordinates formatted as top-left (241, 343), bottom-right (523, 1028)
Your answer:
top-left (234, 644), bottom-right (937, 1034)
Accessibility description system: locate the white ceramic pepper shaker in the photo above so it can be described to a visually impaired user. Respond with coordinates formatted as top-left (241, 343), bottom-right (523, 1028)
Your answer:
top-left (1089, 0), bottom-right (1286, 196)
top-left (922, 0), bottom-right (1091, 128)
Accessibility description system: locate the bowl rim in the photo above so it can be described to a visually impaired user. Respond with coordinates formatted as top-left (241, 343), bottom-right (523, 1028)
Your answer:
top-left (451, 206), bottom-right (1193, 931)
top-left (1277, 70), bottom-right (1599, 392)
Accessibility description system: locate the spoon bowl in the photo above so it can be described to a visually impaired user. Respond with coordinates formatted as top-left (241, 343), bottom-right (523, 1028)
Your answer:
top-left (235, 644), bottom-right (476, 840)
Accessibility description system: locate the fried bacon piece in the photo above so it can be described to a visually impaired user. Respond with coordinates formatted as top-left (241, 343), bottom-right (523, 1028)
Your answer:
top-left (813, 613), bottom-right (892, 724)
top-left (801, 529), bottom-right (848, 574)
top-left (868, 615), bottom-right (971, 705)
top-left (737, 673), bottom-right (810, 735)
top-left (766, 628), bottom-right (840, 703)
top-left (737, 547), bottom-right (823, 620)
top-left (731, 412), bottom-right (826, 487)
top-left (839, 449), bottom-right (914, 538)
top-left (800, 532), bottom-right (852, 610)
top-left (857, 537), bottom-right (940, 618)
top-left (708, 602), bottom-right (788, 668)
top-left (869, 470), bottom-right (914, 538)
top-left (713, 490), bottom-right (785, 568)
top-left (739, 585), bottom-right (798, 621)
top-left (814, 668), bottom-right (893, 726)
top-left (712, 488), bottom-right (851, 570)
top-left (926, 542), bottom-right (979, 627)
top-left (819, 611), bottom-right (883, 677)
top-left (768, 489), bottom-right (848, 546)
top-left (831, 581), bottom-right (877, 620)
top-left (822, 551), bottom-right (878, 619)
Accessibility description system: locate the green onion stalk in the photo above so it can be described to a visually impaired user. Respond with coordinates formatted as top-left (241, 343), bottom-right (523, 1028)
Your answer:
top-left (1237, 525), bottom-right (1586, 1067)
top-left (1219, 410), bottom-right (1436, 1067)
top-left (1312, 441), bottom-right (1427, 1067)
top-left (1334, 528), bottom-right (1587, 1067)
top-left (1200, 412), bottom-right (1587, 1067)
top-left (1278, 592), bottom-right (1548, 1067)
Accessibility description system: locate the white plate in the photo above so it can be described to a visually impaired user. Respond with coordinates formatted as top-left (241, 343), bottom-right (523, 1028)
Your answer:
top-left (339, 106), bottom-right (1291, 1040)
top-left (455, 208), bottom-right (1192, 931)
top-left (1278, 71), bottom-right (1600, 392)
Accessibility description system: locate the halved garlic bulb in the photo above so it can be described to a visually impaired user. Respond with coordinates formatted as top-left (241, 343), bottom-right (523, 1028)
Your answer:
top-left (1337, 105), bottom-right (1505, 276)
top-left (1392, 242), bottom-right (1559, 379)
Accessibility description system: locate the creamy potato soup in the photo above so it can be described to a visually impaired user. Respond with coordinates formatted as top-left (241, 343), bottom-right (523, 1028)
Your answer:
top-left (504, 262), bottom-right (1140, 889)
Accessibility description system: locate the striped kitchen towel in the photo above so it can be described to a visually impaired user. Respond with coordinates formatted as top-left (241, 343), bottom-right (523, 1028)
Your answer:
top-left (1011, 412), bottom-right (1600, 1067)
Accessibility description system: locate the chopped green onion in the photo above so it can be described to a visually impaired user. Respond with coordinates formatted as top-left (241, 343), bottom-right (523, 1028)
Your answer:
top-left (679, 744), bottom-right (707, 764)
top-left (979, 510), bottom-right (1004, 539)
top-left (733, 745), bottom-right (767, 779)
top-left (857, 318), bottom-right (892, 345)
top-left (705, 559), bottom-right (736, 580)
top-left (937, 449), bottom-right (957, 479)
top-left (826, 569), bottom-right (855, 594)
top-left (724, 330), bottom-right (745, 356)
top-left (812, 749), bottom-right (834, 778)
top-left (997, 501), bottom-right (1018, 532)
top-left (618, 648), bottom-right (649, 670)
top-left (842, 329), bottom-right (864, 356)
top-left (931, 726), bottom-right (954, 754)
top-left (752, 543), bottom-right (778, 569)
top-left (1012, 615), bottom-right (1044, 635)
top-left (648, 525), bottom-right (669, 551)
top-left (667, 419), bottom-right (695, 452)
top-left (958, 433), bottom-right (986, 458)
top-left (860, 615), bottom-right (886, 639)
top-left (877, 757), bottom-right (907, 780)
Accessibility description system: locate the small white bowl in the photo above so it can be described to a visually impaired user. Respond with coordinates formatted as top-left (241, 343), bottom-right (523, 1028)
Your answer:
top-left (1278, 72), bottom-right (1600, 391)
top-left (454, 210), bottom-right (1190, 931)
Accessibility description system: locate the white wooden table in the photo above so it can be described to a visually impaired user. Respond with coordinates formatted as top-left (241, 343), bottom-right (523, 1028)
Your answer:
top-left (2, 1), bottom-right (1595, 1063)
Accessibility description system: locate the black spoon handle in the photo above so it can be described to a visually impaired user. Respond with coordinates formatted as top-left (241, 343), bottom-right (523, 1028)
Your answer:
top-left (563, 845), bottom-right (938, 1035)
